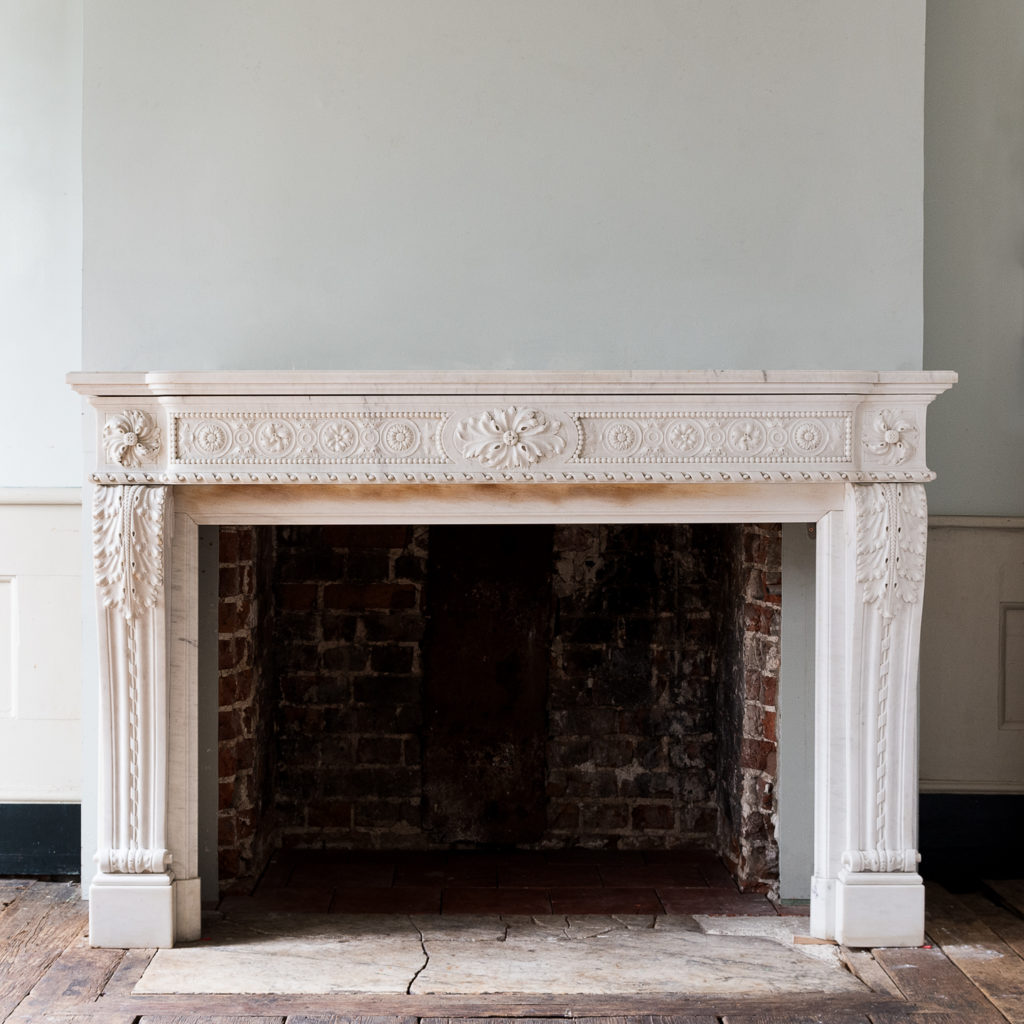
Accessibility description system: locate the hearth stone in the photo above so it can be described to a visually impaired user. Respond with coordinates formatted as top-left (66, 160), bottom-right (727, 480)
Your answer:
top-left (69, 371), bottom-right (956, 949)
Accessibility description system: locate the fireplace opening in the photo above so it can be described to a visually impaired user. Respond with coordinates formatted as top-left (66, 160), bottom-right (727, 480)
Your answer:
top-left (216, 521), bottom-right (781, 901)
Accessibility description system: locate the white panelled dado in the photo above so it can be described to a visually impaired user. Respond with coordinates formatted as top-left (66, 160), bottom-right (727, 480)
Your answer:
top-left (69, 371), bottom-right (955, 949)
top-left (920, 519), bottom-right (1024, 793)
top-left (0, 491), bottom-right (82, 802)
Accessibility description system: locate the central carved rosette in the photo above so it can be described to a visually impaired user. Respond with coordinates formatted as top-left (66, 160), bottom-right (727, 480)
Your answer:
top-left (454, 406), bottom-right (567, 470)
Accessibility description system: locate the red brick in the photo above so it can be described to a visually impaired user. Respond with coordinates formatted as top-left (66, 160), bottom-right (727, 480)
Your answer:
top-left (219, 565), bottom-right (239, 596)
top-left (218, 848), bottom-right (240, 878)
top-left (740, 738), bottom-right (777, 775)
top-left (218, 815), bottom-right (236, 846)
top-left (307, 800), bottom-right (354, 828)
top-left (356, 736), bottom-right (404, 765)
top-left (279, 583), bottom-right (317, 611)
top-left (631, 803), bottom-right (675, 831)
top-left (218, 637), bottom-right (239, 672)
top-left (219, 779), bottom-right (236, 808)
top-left (322, 524), bottom-right (412, 548)
top-left (218, 673), bottom-right (239, 707)
top-left (549, 801), bottom-right (580, 831)
top-left (237, 529), bottom-right (253, 561)
top-left (580, 804), bottom-right (629, 832)
top-left (323, 583), bottom-right (418, 610)
top-left (218, 745), bottom-right (237, 779)
top-left (218, 529), bottom-right (239, 563)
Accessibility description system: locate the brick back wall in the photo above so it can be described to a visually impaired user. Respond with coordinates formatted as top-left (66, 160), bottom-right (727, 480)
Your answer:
top-left (217, 522), bottom-right (782, 893)
top-left (271, 524), bottom-right (428, 851)
top-left (715, 524), bottom-right (782, 892)
top-left (546, 524), bottom-right (721, 849)
top-left (217, 525), bottom-right (276, 886)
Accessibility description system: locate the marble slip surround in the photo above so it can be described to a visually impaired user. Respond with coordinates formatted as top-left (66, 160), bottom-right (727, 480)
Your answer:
top-left (68, 371), bottom-right (956, 950)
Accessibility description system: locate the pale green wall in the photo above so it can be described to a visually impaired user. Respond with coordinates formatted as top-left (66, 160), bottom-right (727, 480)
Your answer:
top-left (83, 0), bottom-right (925, 372)
top-left (0, 0), bottom-right (81, 487)
top-left (924, 1), bottom-right (1024, 516)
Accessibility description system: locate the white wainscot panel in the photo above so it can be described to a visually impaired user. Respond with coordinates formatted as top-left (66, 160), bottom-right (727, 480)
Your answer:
top-left (0, 498), bottom-right (82, 801)
top-left (0, 578), bottom-right (12, 717)
top-left (920, 519), bottom-right (1024, 793)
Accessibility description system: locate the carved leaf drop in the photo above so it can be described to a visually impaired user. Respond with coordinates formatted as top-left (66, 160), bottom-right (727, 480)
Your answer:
top-left (94, 486), bottom-right (167, 619)
top-left (855, 483), bottom-right (927, 612)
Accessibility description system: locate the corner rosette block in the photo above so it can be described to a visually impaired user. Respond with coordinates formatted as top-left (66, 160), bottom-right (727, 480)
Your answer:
top-left (862, 409), bottom-right (917, 465)
top-left (104, 409), bottom-right (161, 467)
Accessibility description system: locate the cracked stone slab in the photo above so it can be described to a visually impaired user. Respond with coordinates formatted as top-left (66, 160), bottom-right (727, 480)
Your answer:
top-left (411, 919), bottom-right (866, 995)
top-left (411, 914), bottom-right (507, 941)
top-left (135, 911), bottom-right (866, 996)
top-left (695, 913), bottom-right (846, 969)
top-left (135, 913), bottom-right (426, 994)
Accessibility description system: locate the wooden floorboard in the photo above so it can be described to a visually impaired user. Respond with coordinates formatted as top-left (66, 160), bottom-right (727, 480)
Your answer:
top-left (839, 949), bottom-right (905, 999)
top-left (873, 943), bottom-right (1007, 1022)
top-left (719, 1014), bottom-right (873, 1023)
top-left (965, 892), bottom-right (1024, 960)
top-left (925, 884), bottom-right (1024, 1024)
top-left (291, 1017), bottom-right (417, 1024)
top-left (4, 927), bottom-right (123, 1023)
top-left (868, 1014), bottom-right (990, 1023)
top-left (422, 1018), bottom-right (718, 1024)
top-left (42, 992), bottom-right (903, 1020)
top-left (4, 880), bottom-right (1024, 1024)
top-left (986, 881), bottom-right (1024, 919)
top-left (137, 1016), bottom-right (288, 1023)
top-left (0, 882), bottom-right (86, 1022)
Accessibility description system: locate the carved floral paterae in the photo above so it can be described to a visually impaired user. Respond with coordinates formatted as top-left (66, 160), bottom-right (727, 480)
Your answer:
top-left (863, 409), bottom-right (917, 465)
top-left (454, 406), bottom-right (566, 469)
top-left (104, 409), bottom-right (161, 467)
top-left (573, 411), bottom-right (850, 465)
top-left (174, 412), bottom-right (443, 464)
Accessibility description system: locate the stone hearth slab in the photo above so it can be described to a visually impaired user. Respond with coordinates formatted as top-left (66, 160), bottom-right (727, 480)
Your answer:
top-left (135, 912), bottom-right (866, 996)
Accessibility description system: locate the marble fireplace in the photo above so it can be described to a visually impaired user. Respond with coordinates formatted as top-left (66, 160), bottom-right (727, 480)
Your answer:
top-left (69, 370), bottom-right (955, 949)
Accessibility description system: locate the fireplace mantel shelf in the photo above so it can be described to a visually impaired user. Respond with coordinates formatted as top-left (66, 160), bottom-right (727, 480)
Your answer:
top-left (69, 371), bottom-right (955, 487)
top-left (72, 370), bottom-right (955, 952)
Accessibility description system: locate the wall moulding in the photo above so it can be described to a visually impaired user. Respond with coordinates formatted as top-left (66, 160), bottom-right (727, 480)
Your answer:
top-left (69, 370), bottom-right (956, 951)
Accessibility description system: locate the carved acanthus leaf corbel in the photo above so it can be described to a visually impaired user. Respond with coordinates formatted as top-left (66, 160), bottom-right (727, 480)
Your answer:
top-left (855, 482), bottom-right (927, 613)
top-left (848, 481), bottom-right (927, 875)
top-left (94, 485), bottom-right (167, 619)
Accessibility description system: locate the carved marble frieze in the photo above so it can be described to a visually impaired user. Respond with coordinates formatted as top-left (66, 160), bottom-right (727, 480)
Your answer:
top-left (571, 410), bottom-right (851, 465)
top-left (66, 372), bottom-right (955, 485)
top-left (173, 411), bottom-right (446, 466)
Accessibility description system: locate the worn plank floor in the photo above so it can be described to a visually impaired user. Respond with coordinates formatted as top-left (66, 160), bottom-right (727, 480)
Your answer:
top-left (1, 879), bottom-right (1023, 1023)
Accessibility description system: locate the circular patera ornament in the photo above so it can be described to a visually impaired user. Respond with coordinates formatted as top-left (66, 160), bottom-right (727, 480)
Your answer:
top-left (319, 419), bottom-right (358, 456)
top-left (726, 419), bottom-right (766, 456)
top-left (191, 420), bottom-right (230, 457)
top-left (602, 420), bottom-right (641, 457)
top-left (790, 419), bottom-right (827, 456)
top-left (381, 419), bottom-right (420, 456)
top-left (666, 420), bottom-right (704, 455)
top-left (255, 420), bottom-right (295, 457)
